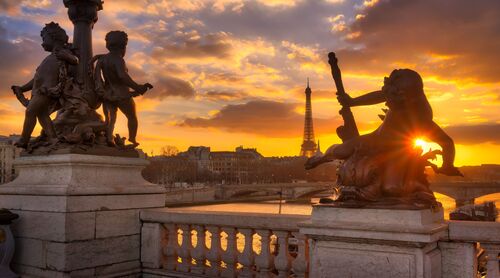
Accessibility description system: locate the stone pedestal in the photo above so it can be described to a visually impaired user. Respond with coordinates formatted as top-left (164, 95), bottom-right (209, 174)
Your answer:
top-left (299, 205), bottom-right (447, 278)
top-left (0, 154), bottom-right (166, 277)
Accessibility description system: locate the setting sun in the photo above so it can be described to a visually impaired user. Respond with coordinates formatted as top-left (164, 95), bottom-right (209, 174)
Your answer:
top-left (414, 138), bottom-right (430, 151)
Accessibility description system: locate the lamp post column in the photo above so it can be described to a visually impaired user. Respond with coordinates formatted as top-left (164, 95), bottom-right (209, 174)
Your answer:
top-left (63, 0), bottom-right (103, 108)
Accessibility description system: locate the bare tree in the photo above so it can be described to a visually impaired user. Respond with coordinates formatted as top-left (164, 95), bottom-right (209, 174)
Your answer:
top-left (161, 145), bottom-right (179, 157)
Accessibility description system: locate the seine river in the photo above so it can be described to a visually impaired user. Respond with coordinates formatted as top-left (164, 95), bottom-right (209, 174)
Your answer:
top-left (181, 193), bottom-right (500, 221)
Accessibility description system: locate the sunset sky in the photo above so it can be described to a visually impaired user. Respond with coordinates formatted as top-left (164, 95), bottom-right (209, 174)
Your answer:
top-left (0, 0), bottom-right (499, 165)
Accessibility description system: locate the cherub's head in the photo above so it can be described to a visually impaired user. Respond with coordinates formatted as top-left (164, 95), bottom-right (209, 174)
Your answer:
top-left (382, 69), bottom-right (424, 109)
top-left (105, 31), bottom-right (128, 56)
top-left (40, 22), bottom-right (68, 52)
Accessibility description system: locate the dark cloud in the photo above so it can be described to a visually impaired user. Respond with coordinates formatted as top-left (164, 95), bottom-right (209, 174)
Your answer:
top-left (181, 100), bottom-right (339, 137)
top-left (151, 32), bottom-right (233, 60)
top-left (197, 1), bottom-right (349, 46)
top-left (0, 0), bottom-right (18, 13)
top-left (146, 76), bottom-right (195, 99)
top-left (339, 0), bottom-right (500, 83)
top-left (444, 124), bottom-right (500, 145)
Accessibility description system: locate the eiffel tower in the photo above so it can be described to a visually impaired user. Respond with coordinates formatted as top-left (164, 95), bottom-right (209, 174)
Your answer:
top-left (300, 78), bottom-right (317, 157)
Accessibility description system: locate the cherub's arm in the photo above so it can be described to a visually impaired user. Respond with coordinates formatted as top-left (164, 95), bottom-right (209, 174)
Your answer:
top-left (338, 90), bottom-right (386, 107)
top-left (11, 79), bottom-right (33, 107)
top-left (18, 79), bottom-right (34, 92)
top-left (114, 57), bottom-right (143, 92)
top-left (56, 49), bottom-right (79, 65)
top-left (351, 90), bottom-right (386, 106)
top-left (426, 121), bottom-right (463, 176)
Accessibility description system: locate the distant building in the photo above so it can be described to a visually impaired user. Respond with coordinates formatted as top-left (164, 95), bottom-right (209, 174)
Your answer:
top-left (0, 135), bottom-right (21, 184)
top-left (179, 146), bottom-right (211, 170)
top-left (142, 155), bottom-right (195, 189)
top-left (209, 146), bottom-right (263, 184)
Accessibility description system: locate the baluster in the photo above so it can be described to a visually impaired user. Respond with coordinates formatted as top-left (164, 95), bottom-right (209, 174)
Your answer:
top-left (291, 232), bottom-right (308, 278)
top-left (238, 228), bottom-right (256, 277)
top-left (255, 229), bottom-right (274, 278)
top-left (206, 226), bottom-right (223, 277)
top-left (483, 244), bottom-right (500, 278)
top-left (221, 227), bottom-right (239, 278)
top-left (274, 231), bottom-right (292, 278)
top-left (177, 224), bottom-right (192, 273)
top-left (191, 225), bottom-right (208, 274)
top-left (163, 223), bottom-right (178, 271)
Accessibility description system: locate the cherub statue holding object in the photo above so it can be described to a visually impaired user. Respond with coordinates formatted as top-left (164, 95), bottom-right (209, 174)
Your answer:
top-left (306, 52), bottom-right (462, 208)
top-left (93, 31), bottom-right (153, 147)
top-left (11, 22), bottom-right (78, 148)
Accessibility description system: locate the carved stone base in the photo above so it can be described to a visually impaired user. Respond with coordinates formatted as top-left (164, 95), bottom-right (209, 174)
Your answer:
top-left (300, 205), bottom-right (447, 278)
top-left (0, 154), bottom-right (166, 277)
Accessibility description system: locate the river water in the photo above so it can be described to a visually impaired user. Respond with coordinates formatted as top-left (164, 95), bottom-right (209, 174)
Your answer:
top-left (181, 193), bottom-right (500, 221)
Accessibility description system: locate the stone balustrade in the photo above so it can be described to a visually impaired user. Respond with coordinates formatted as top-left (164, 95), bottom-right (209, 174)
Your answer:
top-left (139, 208), bottom-right (499, 278)
top-left (140, 208), bottom-right (310, 277)
top-left (440, 220), bottom-right (500, 278)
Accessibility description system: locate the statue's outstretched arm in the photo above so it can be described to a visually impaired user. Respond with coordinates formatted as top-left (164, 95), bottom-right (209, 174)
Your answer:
top-left (115, 58), bottom-right (143, 92)
top-left (11, 78), bottom-right (33, 107)
top-left (426, 121), bottom-right (463, 176)
top-left (350, 90), bottom-right (385, 106)
top-left (19, 78), bottom-right (34, 92)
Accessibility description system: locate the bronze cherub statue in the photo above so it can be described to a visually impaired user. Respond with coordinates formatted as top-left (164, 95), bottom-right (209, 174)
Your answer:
top-left (92, 31), bottom-right (153, 147)
top-left (306, 52), bottom-right (463, 208)
top-left (11, 22), bottom-right (79, 149)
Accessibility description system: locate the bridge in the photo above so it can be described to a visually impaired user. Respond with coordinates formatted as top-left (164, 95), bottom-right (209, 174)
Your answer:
top-left (164, 181), bottom-right (500, 207)
top-left (164, 182), bottom-right (333, 206)
top-left (431, 181), bottom-right (500, 207)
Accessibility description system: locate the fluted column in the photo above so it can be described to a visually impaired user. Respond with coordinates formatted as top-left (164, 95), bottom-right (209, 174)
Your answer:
top-left (63, 0), bottom-right (103, 108)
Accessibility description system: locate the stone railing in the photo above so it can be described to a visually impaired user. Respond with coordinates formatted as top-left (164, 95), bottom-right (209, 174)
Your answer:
top-left (140, 209), bottom-right (310, 277)
top-left (440, 220), bottom-right (500, 278)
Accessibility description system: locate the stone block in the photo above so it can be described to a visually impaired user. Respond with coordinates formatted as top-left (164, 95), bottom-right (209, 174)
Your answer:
top-left (96, 210), bottom-right (141, 238)
top-left (95, 260), bottom-right (141, 276)
top-left (12, 264), bottom-right (96, 278)
top-left (0, 154), bottom-right (166, 196)
top-left (301, 206), bottom-right (447, 243)
top-left (46, 235), bottom-right (140, 271)
top-left (141, 223), bottom-right (165, 269)
top-left (0, 194), bottom-right (166, 213)
top-left (311, 242), bottom-right (415, 278)
top-left (439, 241), bottom-right (477, 278)
top-left (13, 238), bottom-right (46, 268)
top-left (11, 210), bottom-right (95, 242)
top-left (302, 206), bottom-right (447, 278)
top-left (67, 194), bottom-right (166, 212)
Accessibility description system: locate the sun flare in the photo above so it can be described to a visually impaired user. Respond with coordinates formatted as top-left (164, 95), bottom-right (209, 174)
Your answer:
top-left (414, 138), bottom-right (430, 151)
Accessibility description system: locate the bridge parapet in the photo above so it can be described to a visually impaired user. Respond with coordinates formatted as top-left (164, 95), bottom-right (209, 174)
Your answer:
top-left (139, 209), bottom-right (500, 277)
top-left (140, 209), bottom-right (310, 277)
